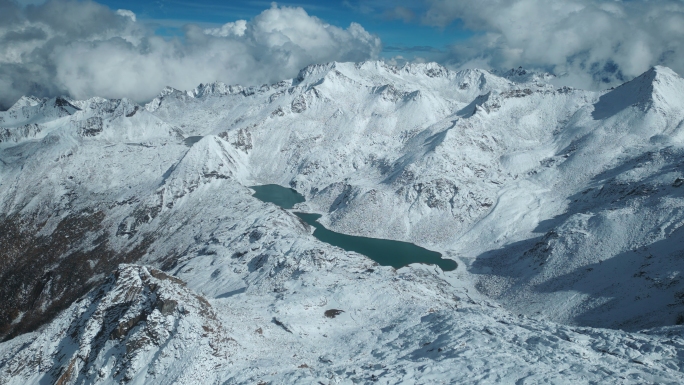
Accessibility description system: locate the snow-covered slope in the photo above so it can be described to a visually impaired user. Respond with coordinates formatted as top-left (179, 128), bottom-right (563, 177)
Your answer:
top-left (149, 61), bottom-right (558, 246)
top-left (147, 61), bottom-right (684, 329)
top-left (468, 65), bottom-right (684, 329)
top-left (6, 261), bottom-right (684, 384)
top-left (3, 61), bottom-right (684, 383)
top-left (0, 265), bottom-right (232, 385)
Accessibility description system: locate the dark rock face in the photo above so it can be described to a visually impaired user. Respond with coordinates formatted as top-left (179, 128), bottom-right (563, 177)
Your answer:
top-left (76, 117), bottom-right (103, 137)
top-left (291, 95), bottom-right (307, 113)
top-left (54, 97), bottom-right (78, 110)
top-left (126, 106), bottom-right (140, 117)
top-left (0, 211), bottom-right (152, 341)
top-left (324, 309), bottom-right (344, 318)
top-left (0, 123), bottom-right (42, 143)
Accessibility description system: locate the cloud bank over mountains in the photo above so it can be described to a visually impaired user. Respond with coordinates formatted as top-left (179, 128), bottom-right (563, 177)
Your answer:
top-left (423, 0), bottom-right (684, 89)
top-left (0, 0), bottom-right (381, 109)
top-left (1, 0), bottom-right (684, 108)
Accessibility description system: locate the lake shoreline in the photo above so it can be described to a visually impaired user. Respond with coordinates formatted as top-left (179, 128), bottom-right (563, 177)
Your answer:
top-left (251, 184), bottom-right (457, 272)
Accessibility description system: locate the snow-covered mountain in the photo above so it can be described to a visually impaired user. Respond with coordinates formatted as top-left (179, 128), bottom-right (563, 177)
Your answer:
top-left (147, 62), bottom-right (684, 329)
top-left (3, 61), bottom-right (684, 383)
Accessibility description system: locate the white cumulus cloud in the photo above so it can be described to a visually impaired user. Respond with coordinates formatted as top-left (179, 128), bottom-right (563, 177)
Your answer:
top-left (204, 20), bottom-right (247, 37)
top-left (422, 0), bottom-right (684, 89)
top-left (0, 1), bottom-right (381, 109)
top-left (115, 9), bottom-right (136, 23)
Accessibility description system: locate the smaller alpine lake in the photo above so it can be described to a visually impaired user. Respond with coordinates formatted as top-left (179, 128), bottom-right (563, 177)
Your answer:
top-left (251, 184), bottom-right (457, 272)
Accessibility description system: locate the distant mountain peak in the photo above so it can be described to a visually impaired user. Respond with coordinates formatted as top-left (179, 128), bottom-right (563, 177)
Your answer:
top-left (7, 95), bottom-right (43, 112)
top-left (498, 66), bottom-right (555, 84)
top-left (593, 65), bottom-right (684, 119)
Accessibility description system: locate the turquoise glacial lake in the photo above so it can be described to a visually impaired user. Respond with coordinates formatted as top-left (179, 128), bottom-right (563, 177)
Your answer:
top-left (251, 184), bottom-right (457, 272)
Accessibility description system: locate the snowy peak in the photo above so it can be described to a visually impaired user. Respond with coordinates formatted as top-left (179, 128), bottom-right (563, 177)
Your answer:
top-left (0, 96), bottom-right (81, 142)
top-left (1, 95), bottom-right (76, 119)
top-left (399, 61), bottom-right (451, 78)
top-left (158, 135), bottom-right (246, 206)
top-left (145, 87), bottom-right (189, 112)
top-left (453, 68), bottom-right (509, 92)
top-left (145, 61), bottom-right (521, 122)
top-left (295, 62), bottom-right (338, 85)
top-left (593, 65), bottom-right (684, 119)
top-left (191, 81), bottom-right (239, 98)
top-left (160, 86), bottom-right (185, 98)
top-left (294, 61), bottom-right (505, 92)
top-left (650, 65), bottom-right (684, 109)
top-left (501, 66), bottom-right (556, 84)
top-left (51, 96), bottom-right (80, 114)
top-left (1, 94), bottom-right (178, 144)
top-left (72, 97), bottom-right (138, 117)
top-left (651, 64), bottom-right (682, 81)
top-left (6, 96), bottom-right (42, 112)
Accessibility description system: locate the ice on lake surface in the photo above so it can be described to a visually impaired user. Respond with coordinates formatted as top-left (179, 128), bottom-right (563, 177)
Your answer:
top-left (251, 184), bottom-right (457, 271)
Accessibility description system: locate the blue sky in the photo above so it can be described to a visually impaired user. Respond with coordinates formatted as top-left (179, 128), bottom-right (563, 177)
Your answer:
top-left (91, 0), bottom-right (474, 60)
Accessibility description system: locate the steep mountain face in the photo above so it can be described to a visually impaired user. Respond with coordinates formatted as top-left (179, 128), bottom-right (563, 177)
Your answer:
top-left (0, 265), bottom-right (232, 385)
top-left (3, 61), bottom-right (684, 383)
top-left (0, 96), bottom-right (185, 341)
top-left (470, 65), bottom-right (684, 329)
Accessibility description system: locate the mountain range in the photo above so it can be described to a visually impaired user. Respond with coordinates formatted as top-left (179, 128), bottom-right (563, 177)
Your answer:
top-left (2, 61), bottom-right (684, 383)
